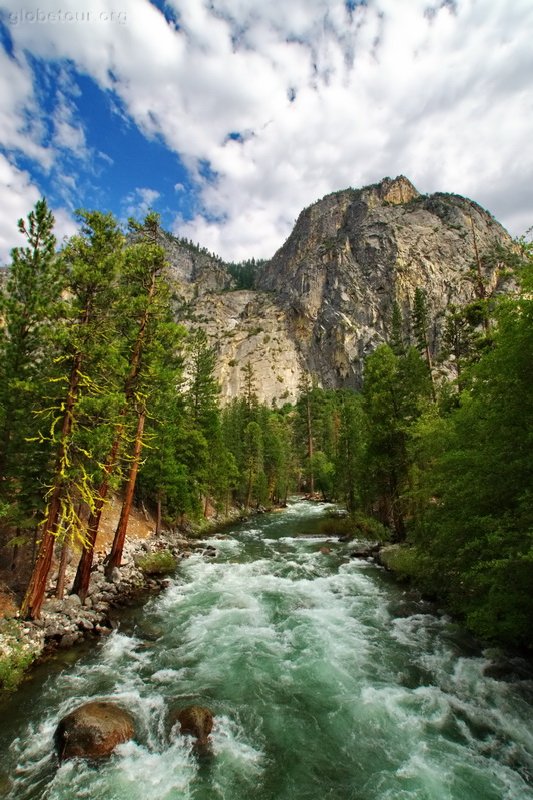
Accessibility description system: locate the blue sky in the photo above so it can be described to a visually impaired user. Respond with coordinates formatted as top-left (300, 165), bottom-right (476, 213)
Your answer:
top-left (0, 0), bottom-right (532, 262)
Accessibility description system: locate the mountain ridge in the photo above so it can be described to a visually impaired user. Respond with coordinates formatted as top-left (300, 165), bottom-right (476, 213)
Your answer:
top-left (163, 176), bottom-right (512, 404)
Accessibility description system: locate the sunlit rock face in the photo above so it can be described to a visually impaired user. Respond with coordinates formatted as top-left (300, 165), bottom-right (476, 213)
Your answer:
top-left (164, 176), bottom-right (512, 404)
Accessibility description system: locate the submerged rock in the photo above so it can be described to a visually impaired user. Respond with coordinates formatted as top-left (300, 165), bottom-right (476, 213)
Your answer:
top-left (55, 701), bottom-right (135, 760)
top-left (171, 705), bottom-right (214, 748)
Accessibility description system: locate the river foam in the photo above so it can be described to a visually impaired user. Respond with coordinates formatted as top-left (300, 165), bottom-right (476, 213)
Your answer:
top-left (2, 501), bottom-right (532, 800)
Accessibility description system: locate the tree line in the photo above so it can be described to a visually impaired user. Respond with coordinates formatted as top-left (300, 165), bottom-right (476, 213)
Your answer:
top-left (0, 199), bottom-right (531, 649)
top-left (299, 236), bottom-right (532, 649)
top-left (0, 201), bottom-right (307, 619)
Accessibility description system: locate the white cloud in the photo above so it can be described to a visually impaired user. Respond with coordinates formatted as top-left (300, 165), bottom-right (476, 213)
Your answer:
top-left (0, 46), bottom-right (53, 167)
top-left (0, 154), bottom-right (40, 262)
top-left (123, 186), bottom-right (161, 220)
top-left (1, 0), bottom-right (532, 258)
top-left (0, 154), bottom-right (77, 261)
top-left (52, 95), bottom-right (87, 157)
top-left (0, 47), bottom-right (90, 255)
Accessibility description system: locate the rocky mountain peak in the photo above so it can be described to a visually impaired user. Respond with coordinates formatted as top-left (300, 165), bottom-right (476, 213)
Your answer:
top-left (163, 178), bottom-right (512, 405)
top-left (369, 175), bottom-right (420, 205)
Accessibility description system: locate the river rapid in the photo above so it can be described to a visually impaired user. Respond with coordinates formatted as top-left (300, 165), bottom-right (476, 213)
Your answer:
top-left (1, 500), bottom-right (532, 800)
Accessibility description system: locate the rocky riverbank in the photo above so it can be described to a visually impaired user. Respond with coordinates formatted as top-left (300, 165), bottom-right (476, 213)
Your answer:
top-left (0, 509), bottom-right (247, 693)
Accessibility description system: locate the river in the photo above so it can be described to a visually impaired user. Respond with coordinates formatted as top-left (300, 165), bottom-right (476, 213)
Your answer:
top-left (1, 500), bottom-right (532, 799)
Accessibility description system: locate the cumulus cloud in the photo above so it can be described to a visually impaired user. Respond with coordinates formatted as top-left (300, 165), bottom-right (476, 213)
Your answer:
top-left (0, 155), bottom-right (40, 261)
top-left (0, 45), bottom-right (52, 167)
top-left (123, 187), bottom-right (161, 220)
top-left (1, 0), bottom-right (532, 258)
top-left (0, 154), bottom-right (79, 262)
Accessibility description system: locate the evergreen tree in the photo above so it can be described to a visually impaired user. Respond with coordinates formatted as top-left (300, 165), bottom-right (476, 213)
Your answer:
top-left (241, 361), bottom-right (258, 420)
top-left (105, 219), bottom-right (184, 576)
top-left (412, 287), bottom-right (436, 401)
top-left (390, 301), bottom-right (406, 356)
top-left (295, 375), bottom-right (316, 494)
top-left (362, 344), bottom-right (432, 540)
top-left (243, 420), bottom-right (265, 509)
top-left (261, 410), bottom-right (293, 504)
top-left (21, 211), bottom-right (125, 618)
top-left (221, 398), bottom-right (249, 505)
top-left (335, 391), bottom-right (366, 512)
top-left (440, 304), bottom-right (477, 385)
top-left (73, 214), bottom-right (178, 598)
top-left (0, 200), bottom-right (63, 546)
top-left (187, 329), bottom-right (219, 432)
top-left (412, 243), bottom-right (533, 645)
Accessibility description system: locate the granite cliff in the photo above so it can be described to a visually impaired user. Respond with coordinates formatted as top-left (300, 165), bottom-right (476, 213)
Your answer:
top-left (164, 176), bottom-right (512, 404)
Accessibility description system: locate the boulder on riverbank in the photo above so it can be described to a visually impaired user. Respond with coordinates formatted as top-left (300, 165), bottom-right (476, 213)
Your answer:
top-left (349, 542), bottom-right (381, 559)
top-left (55, 701), bottom-right (135, 760)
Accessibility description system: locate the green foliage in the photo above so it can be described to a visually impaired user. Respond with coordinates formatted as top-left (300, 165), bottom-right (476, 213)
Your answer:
top-left (390, 301), bottom-right (406, 356)
top-left (362, 344), bottom-right (432, 539)
top-left (2, 199), bottom-right (531, 650)
top-left (410, 240), bottom-right (533, 646)
top-left (378, 544), bottom-right (432, 585)
top-left (0, 199), bottom-right (64, 530)
top-left (318, 512), bottom-right (388, 541)
top-left (135, 549), bottom-right (177, 575)
top-left (0, 620), bottom-right (39, 691)
top-left (225, 258), bottom-right (265, 289)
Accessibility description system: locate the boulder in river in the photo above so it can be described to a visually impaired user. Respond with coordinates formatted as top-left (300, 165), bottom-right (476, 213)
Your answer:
top-left (171, 705), bottom-right (214, 748)
top-left (55, 701), bottom-right (135, 760)
top-left (349, 542), bottom-right (381, 559)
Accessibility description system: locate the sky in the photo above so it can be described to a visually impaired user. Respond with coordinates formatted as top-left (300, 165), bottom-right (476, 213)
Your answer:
top-left (0, 0), bottom-right (532, 264)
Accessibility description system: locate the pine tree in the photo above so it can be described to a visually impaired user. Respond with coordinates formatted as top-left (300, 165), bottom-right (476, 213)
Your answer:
top-left (412, 287), bottom-right (436, 401)
top-left (0, 200), bottom-right (63, 546)
top-left (21, 210), bottom-right (125, 618)
top-left (241, 361), bottom-right (258, 420)
top-left (390, 301), bottom-right (406, 356)
top-left (335, 391), bottom-right (366, 512)
top-left (243, 420), bottom-right (264, 509)
top-left (296, 375), bottom-right (315, 494)
top-left (187, 329), bottom-right (219, 431)
top-left (105, 220), bottom-right (185, 576)
top-left (73, 215), bottom-right (173, 599)
top-left (362, 344), bottom-right (432, 540)
top-left (412, 243), bottom-right (533, 645)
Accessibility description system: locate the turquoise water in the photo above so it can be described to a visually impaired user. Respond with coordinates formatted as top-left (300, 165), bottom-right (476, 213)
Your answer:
top-left (1, 500), bottom-right (532, 799)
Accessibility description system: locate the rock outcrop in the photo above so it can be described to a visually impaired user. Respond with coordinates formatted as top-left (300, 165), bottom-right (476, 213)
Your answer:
top-left (161, 176), bottom-right (512, 403)
top-left (55, 701), bottom-right (135, 760)
top-left (257, 176), bottom-right (511, 389)
top-left (171, 705), bottom-right (214, 748)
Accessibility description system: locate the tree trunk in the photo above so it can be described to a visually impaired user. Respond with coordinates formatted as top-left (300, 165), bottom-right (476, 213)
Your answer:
top-left (306, 392), bottom-right (315, 494)
top-left (21, 492), bottom-right (62, 618)
top-left (10, 541), bottom-right (19, 572)
top-left (105, 409), bottom-right (146, 577)
top-left (71, 428), bottom-right (124, 602)
top-left (245, 467), bottom-right (253, 510)
top-left (155, 494), bottom-right (162, 536)
top-left (21, 355), bottom-right (82, 619)
top-left (55, 541), bottom-right (70, 599)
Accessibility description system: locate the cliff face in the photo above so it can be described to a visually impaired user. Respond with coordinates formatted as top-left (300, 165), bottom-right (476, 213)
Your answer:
top-left (257, 176), bottom-right (511, 389)
top-left (164, 176), bottom-right (512, 404)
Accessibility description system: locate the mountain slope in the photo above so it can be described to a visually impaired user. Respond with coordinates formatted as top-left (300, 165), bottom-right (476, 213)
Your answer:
top-left (164, 176), bottom-right (512, 404)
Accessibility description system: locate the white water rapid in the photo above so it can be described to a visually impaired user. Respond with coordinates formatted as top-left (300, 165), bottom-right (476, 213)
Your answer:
top-left (1, 501), bottom-right (532, 799)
